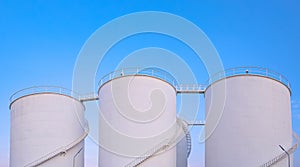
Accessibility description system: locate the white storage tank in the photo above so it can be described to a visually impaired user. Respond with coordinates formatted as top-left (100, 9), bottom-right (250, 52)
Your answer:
top-left (205, 67), bottom-right (294, 167)
top-left (9, 87), bottom-right (88, 167)
top-left (98, 69), bottom-right (177, 167)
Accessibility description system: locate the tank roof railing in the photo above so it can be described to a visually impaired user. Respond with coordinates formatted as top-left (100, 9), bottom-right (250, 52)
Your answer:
top-left (98, 67), bottom-right (291, 95)
top-left (207, 66), bottom-right (291, 90)
top-left (9, 86), bottom-right (81, 103)
top-left (98, 67), bottom-right (178, 88)
top-left (11, 67), bottom-right (291, 103)
top-left (98, 68), bottom-right (208, 94)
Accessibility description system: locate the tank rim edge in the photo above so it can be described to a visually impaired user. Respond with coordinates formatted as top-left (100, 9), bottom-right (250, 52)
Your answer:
top-left (9, 92), bottom-right (85, 110)
top-left (97, 74), bottom-right (177, 95)
top-left (204, 74), bottom-right (292, 96)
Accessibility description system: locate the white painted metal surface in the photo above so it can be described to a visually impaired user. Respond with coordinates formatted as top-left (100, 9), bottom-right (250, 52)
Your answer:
top-left (10, 92), bottom-right (87, 167)
top-left (205, 75), bottom-right (293, 167)
top-left (98, 75), bottom-right (177, 167)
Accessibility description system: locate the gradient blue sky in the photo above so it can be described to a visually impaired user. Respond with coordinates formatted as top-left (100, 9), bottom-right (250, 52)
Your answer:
top-left (1, 0), bottom-right (300, 166)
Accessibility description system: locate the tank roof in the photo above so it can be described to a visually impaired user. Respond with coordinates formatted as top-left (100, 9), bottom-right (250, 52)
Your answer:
top-left (98, 67), bottom-right (178, 88)
top-left (9, 86), bottom-right (81, 107)
top-left (206, 66), bottom-right (291, 91)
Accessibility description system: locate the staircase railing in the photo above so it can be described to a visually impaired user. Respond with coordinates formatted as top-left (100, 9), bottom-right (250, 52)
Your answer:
top-left (125, 118), bottom-right (192, 167)
top-left (24, 120), bottom-right (89, 167)
top-left (124, 139), bottom-right (172, 167)
top-left (178, 119), bottom-right (192, 158)
top-left (260, 133), bottom-right (299, 167)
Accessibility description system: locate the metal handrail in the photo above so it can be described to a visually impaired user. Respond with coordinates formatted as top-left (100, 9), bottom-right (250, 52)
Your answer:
top-left (207, 66), bottom-right (291, 90)
top-left (260, 132), bottom-right (299, 167)
top-left (176, 84), bottom-right (206, 94)
top-left (124, 138), bottom-right (171, 167)
top-left (179, 119), bottom-right (192, 158)
top-left (98, 67), bottom-right (291, 95)
top-left (78, 93), bottom-right (99, 102)
top-left (176, 84), bottom-right (206, 91)
top-left (98, 67), bottom-right (178, 88)
top-left (9, 86), bottom-right (81, 104)
top-left (125, 118), bottom-right (191, 167)
top-left (24, 119), bottom-right (89, 167)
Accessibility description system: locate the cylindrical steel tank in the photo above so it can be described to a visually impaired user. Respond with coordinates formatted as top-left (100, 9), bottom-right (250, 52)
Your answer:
top-left (98, 71), bottom-right (177, 167)
top-left (10, 87), bottom-right (88, 167)
top-left (205, 68), bottom-right (293, 167)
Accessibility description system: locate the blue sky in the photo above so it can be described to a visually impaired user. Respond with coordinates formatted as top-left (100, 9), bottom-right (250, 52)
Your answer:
top-left (1, 0), bottom-right (300, 166)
